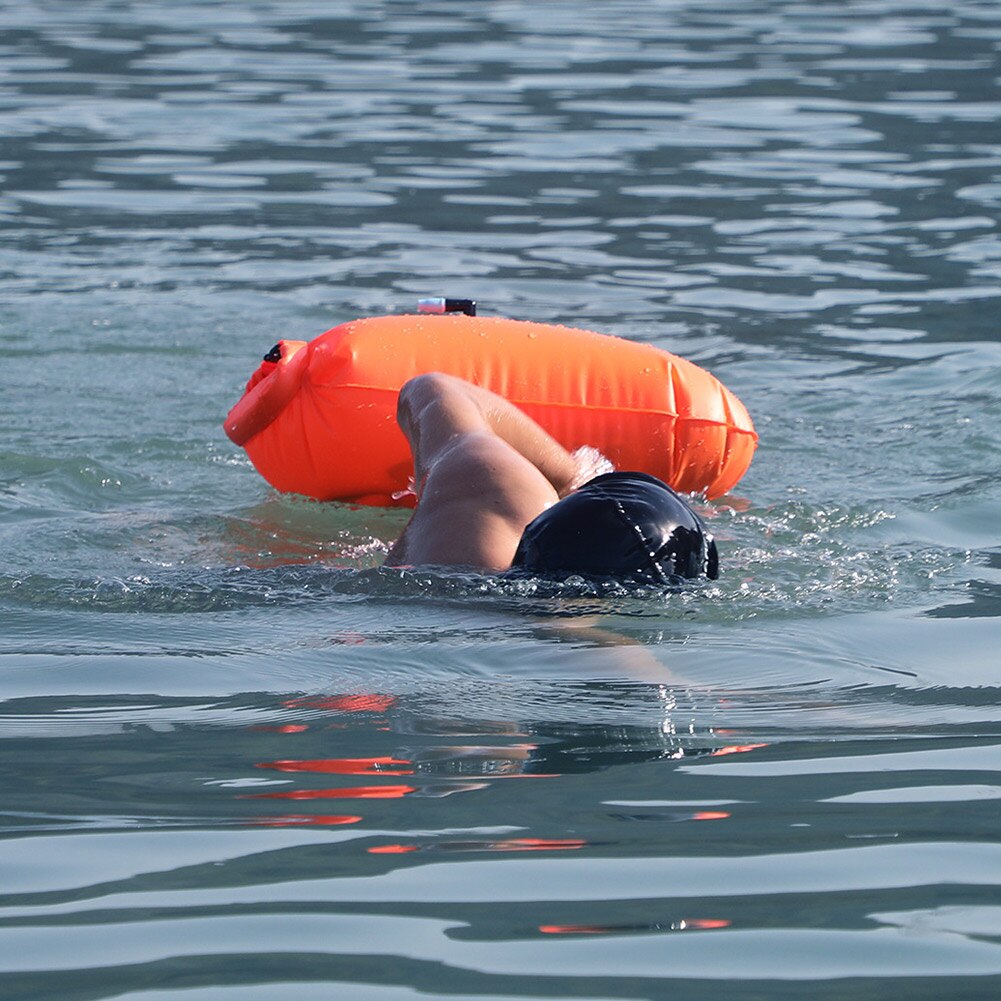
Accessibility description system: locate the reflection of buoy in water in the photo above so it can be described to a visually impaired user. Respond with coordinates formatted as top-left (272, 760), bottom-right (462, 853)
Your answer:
top-left (224, 307), bottom-right (757, 506)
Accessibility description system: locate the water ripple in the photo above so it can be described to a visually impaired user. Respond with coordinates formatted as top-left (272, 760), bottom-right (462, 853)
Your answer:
top-left (4, 2), bottom-right (1001, 997)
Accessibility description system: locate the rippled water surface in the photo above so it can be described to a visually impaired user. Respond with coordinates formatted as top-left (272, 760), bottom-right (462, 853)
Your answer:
top-left (3, 1), bottom-right (1001, 998)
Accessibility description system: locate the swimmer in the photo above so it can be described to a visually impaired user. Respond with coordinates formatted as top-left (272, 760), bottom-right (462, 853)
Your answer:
top-left (384, 373), bottom-right (718, 583)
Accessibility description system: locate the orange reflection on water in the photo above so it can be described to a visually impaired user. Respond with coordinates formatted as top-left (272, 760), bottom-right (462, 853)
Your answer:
top-left (282, 694), bottom-right (395, 713)
top-left (251, 814), bottom-right (362, 826)
top-left (365, 836), bottom-right (586, 855)
top-left (692, 811), bottom-right (731, 821)
top-left (539, 924), bottom-right (605, 935)
top-left (495, 838), bottom-right (585, 851)
top-left (251, 724), bottom-right (309, 733)
top-left (247, 784), bottom-right (415, 800)
top-left (257, 757), bottom-right (414, 775)
top-left (539, 917), bottom-right (731, 934)
top-left (709, 743), bottom-right (768, 757)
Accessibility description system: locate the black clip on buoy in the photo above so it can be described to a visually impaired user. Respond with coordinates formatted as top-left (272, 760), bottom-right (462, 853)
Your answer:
top-left (417, 297), bottom-right (477, 317)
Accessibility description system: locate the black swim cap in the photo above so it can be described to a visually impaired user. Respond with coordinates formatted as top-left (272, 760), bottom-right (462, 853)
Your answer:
top-left (511, 472), bottom-right (719, 583)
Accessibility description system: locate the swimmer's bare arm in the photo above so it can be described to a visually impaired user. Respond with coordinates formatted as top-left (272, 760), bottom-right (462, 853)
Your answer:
top-left (384, 373), bottom-right (578, 570)
top-left (398, 373), bottom-right (579, 497)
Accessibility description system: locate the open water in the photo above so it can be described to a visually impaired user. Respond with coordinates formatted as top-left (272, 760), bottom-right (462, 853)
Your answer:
top-left (3, 1), bottom-right (1001, 998)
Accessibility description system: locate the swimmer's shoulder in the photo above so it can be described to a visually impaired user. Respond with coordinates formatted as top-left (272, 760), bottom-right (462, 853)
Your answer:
top-left (385, 433), bottom-right (557, 571)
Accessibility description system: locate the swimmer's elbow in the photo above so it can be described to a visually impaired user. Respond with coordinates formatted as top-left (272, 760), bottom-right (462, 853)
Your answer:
top-left (397, 373), bottom-right (453, 430)
top-left (398, 373), bottom-right (485, 443)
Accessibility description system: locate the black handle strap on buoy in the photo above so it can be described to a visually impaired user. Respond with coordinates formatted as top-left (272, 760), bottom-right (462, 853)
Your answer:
top-left (417, 297), bottom-right (477, 316)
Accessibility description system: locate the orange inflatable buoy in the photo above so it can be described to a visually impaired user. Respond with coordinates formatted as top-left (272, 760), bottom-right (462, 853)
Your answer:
top-left (224, 310), bottom-right (757, 505)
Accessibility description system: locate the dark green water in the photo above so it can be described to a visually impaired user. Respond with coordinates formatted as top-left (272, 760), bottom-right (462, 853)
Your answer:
top-left (3, 1), bottom-right (1001, 998)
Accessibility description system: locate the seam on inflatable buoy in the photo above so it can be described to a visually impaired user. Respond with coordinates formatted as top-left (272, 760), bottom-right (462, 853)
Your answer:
top-left (329, 383), bottom-right (684, 419)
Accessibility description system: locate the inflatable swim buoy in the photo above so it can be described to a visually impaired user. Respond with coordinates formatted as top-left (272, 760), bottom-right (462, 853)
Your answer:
top-left (224, 309), bottom-right (757, 505)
